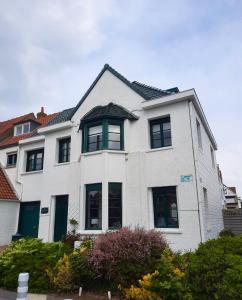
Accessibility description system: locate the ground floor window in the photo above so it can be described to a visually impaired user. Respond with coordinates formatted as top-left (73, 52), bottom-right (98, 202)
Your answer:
top-left (152, 186), bottom-right (178, 228)
top-left (108, 182), bottom-right (122, 229)
top-left (85, 183), bottom-right (102, 229)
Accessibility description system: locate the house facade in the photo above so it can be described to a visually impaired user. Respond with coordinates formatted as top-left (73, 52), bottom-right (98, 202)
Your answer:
top-left (0, 64), bottom-right (224, 251)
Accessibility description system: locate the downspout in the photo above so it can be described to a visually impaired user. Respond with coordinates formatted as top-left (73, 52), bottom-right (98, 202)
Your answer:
top-left (188, 100), bottom-right (203, 243)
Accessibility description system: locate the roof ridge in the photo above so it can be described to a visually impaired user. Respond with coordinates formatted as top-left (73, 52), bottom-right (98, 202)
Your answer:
top-left (132, 81), bottom-right (164, 92)
top-left (0, 112), bottom-right (35, 124)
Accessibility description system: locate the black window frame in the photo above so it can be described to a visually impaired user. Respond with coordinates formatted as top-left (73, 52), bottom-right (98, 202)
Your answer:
top-left (7, 153), bottom-right (17, 167)
top-left (26, 149), bottom-right (44, 172)
top-left (85, 183), bottom-right (102, 230)
top-left (58, 137), bottom-right (71, 163)
top-left (152, 186), bottom-right (179, 229)
top-left (108, 182), bottom-right (122, 229)
top-left (150, 116), bottom-right (172, 149)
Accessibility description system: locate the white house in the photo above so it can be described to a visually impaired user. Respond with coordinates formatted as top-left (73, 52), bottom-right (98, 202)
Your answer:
top-left (0, 64), bottom-right (224, 251)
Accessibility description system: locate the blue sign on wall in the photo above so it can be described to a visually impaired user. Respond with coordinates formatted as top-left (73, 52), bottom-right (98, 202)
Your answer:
top-left (181, 175), bottom-right (193, 182)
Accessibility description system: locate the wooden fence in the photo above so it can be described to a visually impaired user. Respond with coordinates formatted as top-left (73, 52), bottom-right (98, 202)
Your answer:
top-left (223, 209), bottom-right (242, 235)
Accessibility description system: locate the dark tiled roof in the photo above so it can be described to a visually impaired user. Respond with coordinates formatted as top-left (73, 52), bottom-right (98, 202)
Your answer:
top-left (80, 103), bottom-right (138, 126)
top-left (131, 81), bottom-right (179, 100)
top-left (0, 167), bottom-right (18, 201)
top-left (45, 107), bottom-right (75, 127)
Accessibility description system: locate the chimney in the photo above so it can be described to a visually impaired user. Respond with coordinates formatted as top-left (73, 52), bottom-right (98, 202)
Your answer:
top-left (37, 107), bottom-right (47, 119)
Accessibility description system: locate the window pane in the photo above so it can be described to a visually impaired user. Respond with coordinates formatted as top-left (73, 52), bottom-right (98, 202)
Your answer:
top-left (7, 154), bottom-right (17, 166)
top-left (59, 138), bottom-right (71, 163)
top-left (163, 131), bottom-right (171, 147)
top-left (89, 125), bottom-right (102, 135)
top-left (26, 150), bottom-right (44, 172)
top-left (152, 124), bottom-right (160, 133)
top-left (109, 124), bottom-right (120, 133)
top-left (23, 123), bottom-right (29, 134)
top-left (108, 141), bottom-right (121, 150)
top-left (108, 132), bottom-right (120, 141)
top-left (16, 126), bottom-right (22, 136)
top-left (163, 122), bottom-right (171, 131)
top-left (109, 183), bottom-right (122, 229)
top-left (153, 139), bottom-right (162, 148)
top-left (153, 186), bottom-right (178, 228)
top-left (86, 184), bottom-right (102, 229)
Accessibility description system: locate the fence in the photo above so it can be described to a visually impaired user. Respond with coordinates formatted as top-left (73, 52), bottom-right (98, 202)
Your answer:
top-left (223, 208), bottom-right (242, 235)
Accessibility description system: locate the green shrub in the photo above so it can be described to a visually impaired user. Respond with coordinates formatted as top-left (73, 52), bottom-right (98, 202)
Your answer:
top-left (89, 227), bottom-right (167, 287)
top-left (0, 238), bottom-right (70, 292)
top-left (187, 236), bottom-right (242, 300)
top-left (123, 248), bottom-right (192, 300)
top-left (219, 228), bottom-right (235, 237)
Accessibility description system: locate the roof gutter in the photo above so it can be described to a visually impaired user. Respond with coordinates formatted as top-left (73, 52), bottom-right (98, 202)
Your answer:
top-left (38, 121), bottom-right (73, 134)
top-left (141, 89), bottom-right (218, 150)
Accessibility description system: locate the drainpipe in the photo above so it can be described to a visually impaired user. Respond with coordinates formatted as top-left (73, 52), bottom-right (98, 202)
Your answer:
top-left (188, 100), bottom-right (204, 243)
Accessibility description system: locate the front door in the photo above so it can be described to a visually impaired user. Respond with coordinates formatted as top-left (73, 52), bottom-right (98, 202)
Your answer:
top-left (54, 195), bottom-right (69, 241)
top-left (18, 201), bottom-right (40, 237)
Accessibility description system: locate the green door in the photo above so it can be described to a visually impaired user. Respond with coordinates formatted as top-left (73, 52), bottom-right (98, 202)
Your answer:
top-left (54, 195), bottom-right (69, 241)
top-left (18, 201), bottom-right (40, 237)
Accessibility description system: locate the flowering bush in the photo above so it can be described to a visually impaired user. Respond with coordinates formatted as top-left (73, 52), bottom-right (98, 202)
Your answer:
top-left (89, 227), bottom-right (167, 286)
top-left (123, 248), bottom-right (192, 300)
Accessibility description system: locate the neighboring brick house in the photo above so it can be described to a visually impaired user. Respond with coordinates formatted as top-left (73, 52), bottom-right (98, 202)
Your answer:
top-left (224, 186), bottom-right (241, 209)
top-left (0, 64), bottom-right (224, 250)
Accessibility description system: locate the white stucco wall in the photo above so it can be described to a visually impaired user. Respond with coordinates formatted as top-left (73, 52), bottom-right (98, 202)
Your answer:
top-left (0, 200), bottom-right (19, 245)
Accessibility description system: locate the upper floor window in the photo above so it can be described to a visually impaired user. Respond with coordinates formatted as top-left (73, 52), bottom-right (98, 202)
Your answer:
top-left (7, 153), bottom-right (17, 167)
top-left (26, 149), bottom-right (44, 172)
top-left (58, 137), bottom-right (71, 163)
top-left (152, 186), bottom-right (178, 228)
top-left (196, 119), bottom-right (202, 149)
top-left (83, 119), bottom-right (124, 153)
top-left (150, 116), bottom-right (171, 149)
top-left (14, 121), bottom-right (38, 136)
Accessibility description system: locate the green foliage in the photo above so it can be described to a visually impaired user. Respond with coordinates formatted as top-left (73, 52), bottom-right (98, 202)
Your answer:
top-left (187, 236), bottom-right (242, 300)
top-left (123, 249), bottom-right (192, 300)
top-left (62, 232), bottom-right (81, 248)
top-left (219, 228), bottom-right (235, 237)
top-left (0, 238), bottom-right (70, 292)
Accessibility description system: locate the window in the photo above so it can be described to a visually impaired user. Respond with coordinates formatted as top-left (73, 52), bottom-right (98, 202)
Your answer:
top-left (85, 183), bottom-right (102, 229)
top-left (15, 122), bottom-right (31, 136)
top-left (58, 137), bottom-right (71, 163)
top-left (150, 116), bottom-right (171, 149)
top-left (88, 125), bottom-right (103, 152)
top-left (7, 153), bottom-right (17, 166)
top-left (196, 119), bottom-right (202, 149)
top-left (210, 146), bottom-right (215, 168)
top-left (83, 119), bottom-right (124, 152)
top-left (109, 183), bottom-right (122, 229)
top-left (203, 187), bottom-right (210, 230)
top-left (26, 149), bottom-right (44, 172)
top-left (152, 186), bottom-right (178, 228)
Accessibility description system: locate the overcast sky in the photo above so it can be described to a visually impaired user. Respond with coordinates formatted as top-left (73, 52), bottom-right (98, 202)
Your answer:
top-left (0, 0), bottom-right (241, 194)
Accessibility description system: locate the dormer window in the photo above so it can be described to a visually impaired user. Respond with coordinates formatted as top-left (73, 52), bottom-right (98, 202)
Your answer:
top-left (14, 121), bottom-right (39, 136)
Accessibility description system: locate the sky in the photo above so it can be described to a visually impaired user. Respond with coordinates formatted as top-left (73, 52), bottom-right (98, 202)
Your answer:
top-left (0, 0), bottom-right (242, 194)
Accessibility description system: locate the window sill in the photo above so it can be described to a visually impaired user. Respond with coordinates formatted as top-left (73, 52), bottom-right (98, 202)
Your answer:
top-left (5, 165), bottom-right (16, 169)
top-left (81, 150), bottom-right (128, 156)
top-left (146, 146), bottom-right (173, 153)
top-left (21, 170), bottom-right (43, 175)
top-left (155, 228), bottom-right (182, 234)
top-left (54, 162), bottom-right (70, 167)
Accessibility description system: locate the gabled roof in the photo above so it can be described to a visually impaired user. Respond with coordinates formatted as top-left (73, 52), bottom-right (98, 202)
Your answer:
top-left (80, 103), bottom-right (138, 126)
top-left (0, 112), bottom-right (59, 149)
top-left (70, 64), bottom-right (180, 119)
top-left (0, 167), bottom-right (18, 201)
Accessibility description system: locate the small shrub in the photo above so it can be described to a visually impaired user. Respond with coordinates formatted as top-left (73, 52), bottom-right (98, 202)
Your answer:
top-left (89, 227), bottom-right (167, 287)
top-left (219, 228), bottom-right (235, 237)
top-left (187, 236), bottom-right (242, 300)
top-left (0, 238), bottom-right (69, 292)
top-left (123, 249), bottom-right (192, 300)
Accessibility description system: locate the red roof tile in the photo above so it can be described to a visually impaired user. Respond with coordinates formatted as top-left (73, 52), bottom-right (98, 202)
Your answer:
top-left (0, 167), bottom-right (18, 201)
top-left (0, 112), bottom-right (59, 148)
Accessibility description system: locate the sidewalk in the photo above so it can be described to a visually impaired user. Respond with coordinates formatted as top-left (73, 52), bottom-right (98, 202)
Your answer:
top-left (0, 288), bottom-right (116, 299)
